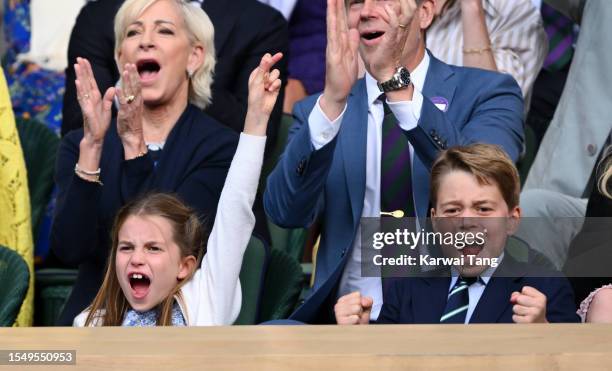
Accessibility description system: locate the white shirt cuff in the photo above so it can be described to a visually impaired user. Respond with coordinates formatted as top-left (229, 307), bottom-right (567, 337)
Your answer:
top-left (308, 95), bottom-right (347, 150)
top-left (386, 88), bottom-right (423, 132)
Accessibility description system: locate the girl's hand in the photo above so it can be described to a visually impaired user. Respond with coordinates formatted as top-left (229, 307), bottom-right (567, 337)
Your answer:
top-left (116, 63), bottom-right (146, 159)
top-left (75, 57), bottom-right (115, 147)
top-left (244, 52), bottom-right (283, 136)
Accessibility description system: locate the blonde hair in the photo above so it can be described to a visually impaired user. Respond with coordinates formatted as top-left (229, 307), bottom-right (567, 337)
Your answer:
top-left (114, 0), bottom-right (216, 109)
top-left (598, 147), bottom-right (612, 199)
top-left (85, 193), bottom-right (206, 326)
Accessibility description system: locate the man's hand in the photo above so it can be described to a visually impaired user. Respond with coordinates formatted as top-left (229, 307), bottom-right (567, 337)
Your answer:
top-left (320, 0), bottom-right (360, 121)
top-left (334, 291), bottom-right (373, 325)
top-left (511, 286), bottom-right (549, 324)
top-left (365, 0), bottom-right (417, 82)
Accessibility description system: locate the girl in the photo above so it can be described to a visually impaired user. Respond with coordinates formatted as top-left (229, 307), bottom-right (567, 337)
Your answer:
top-left (73, 51), bottom-right (283, 326)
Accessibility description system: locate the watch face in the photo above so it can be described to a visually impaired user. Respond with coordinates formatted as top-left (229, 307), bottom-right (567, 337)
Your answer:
top-left (398, 68), bottom-right (411, 85)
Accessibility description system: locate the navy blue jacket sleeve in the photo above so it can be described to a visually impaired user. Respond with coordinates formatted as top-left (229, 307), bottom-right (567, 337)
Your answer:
top-left (50, 132), bottom-right (105, 266)
top-left (264, 97), bottom-right (336, 228)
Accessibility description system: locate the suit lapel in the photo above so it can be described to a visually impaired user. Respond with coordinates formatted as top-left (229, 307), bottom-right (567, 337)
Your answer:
top-left (470, 257), bottom-right (525, 323)
top-left (422, 52), bottom-right (457, 114)
top-left (341, 79), bottom-right (368, 226)
top-left (202, 0), bottom-right (236, 54)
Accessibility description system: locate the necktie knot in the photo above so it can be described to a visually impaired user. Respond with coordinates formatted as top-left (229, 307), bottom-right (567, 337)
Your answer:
top-left (458, 276), bottom-right (478, 287)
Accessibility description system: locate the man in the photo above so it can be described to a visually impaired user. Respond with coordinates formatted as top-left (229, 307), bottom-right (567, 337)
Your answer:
top-left (61, 0), bottom-right (288, 155)
top-left (335, 144), bottom-right (579, 325)
top-left (264, 0), bottom-right (524, 323)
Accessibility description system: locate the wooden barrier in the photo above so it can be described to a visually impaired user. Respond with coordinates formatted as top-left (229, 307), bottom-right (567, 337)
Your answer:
top-left (1, 324), bottom-right (612, 370)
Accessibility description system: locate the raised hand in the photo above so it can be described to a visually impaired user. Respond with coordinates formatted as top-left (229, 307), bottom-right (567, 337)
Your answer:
top-left (511, 286), bottom-right (548, 324)
top-left (116, 63), bottom-right (146, 159)
top-left (366, 0), bottom-right (417, 82)
top-left (244, 52), bottom-right (284, 137)
top-left (320, 0), bottom-right (360, 120)
top-left (334, 291), bottom-right (373, 325)
top-left (75, 57), bottom-right (115, 146)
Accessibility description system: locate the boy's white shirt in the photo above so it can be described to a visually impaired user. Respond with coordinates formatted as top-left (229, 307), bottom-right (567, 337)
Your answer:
top-left (73, 133), bottom-right (266, 326)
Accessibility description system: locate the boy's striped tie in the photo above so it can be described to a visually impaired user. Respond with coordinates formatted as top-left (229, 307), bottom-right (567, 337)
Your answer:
top-left (440, 277), bottom-right (478, 324)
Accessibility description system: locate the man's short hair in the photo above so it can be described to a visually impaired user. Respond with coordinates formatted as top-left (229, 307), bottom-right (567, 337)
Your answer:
top-left (430, 144), bottom-right (520, 209)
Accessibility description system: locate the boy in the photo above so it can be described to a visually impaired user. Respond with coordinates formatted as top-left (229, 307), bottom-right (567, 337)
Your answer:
top-left (335, 144), bottom-right (579, 324)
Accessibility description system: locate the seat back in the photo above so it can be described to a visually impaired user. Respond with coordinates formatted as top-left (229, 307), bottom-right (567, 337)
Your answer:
top-left (260, 113), bottom-right (293, 191)
top-left (0, 246), bottom-right (30, 326)
top-left (234, 235), bottom-right (269, 325)
top-left (34, 268), bottom-right (77, 326)
top-left (268, 219), bottom-right (307, 263)
top-left (259, 248), bottom-right (304, 321)
top-left (16, 118), bottom-right (60, 238)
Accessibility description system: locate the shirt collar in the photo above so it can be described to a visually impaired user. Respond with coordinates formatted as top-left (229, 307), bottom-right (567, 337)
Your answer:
top-left (364, 51), bottom-right (430, 107)
top-left (450, 252), bottom-right (505, 287)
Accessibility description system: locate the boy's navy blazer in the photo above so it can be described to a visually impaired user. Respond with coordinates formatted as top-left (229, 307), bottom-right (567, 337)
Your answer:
top-left (377, 255), bottom-right (581, 324)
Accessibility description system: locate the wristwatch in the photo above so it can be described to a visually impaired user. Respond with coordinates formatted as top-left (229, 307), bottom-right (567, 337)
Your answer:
top-left (377, 66), bottom-right (411, 93)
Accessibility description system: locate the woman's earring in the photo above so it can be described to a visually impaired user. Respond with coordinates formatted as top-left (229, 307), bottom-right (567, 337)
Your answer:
top-left (187, 69), bottom-right (193, 79)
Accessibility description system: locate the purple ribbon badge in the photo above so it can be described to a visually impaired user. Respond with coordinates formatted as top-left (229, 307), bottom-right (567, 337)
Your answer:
top-left (431, 97), bottom-right (449, 112)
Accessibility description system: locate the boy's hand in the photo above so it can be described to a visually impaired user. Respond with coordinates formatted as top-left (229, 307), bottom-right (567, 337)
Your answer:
top-left (334, 291), bottom-right (373, 325)
top-left (511, 286), bottom-right (548, 323)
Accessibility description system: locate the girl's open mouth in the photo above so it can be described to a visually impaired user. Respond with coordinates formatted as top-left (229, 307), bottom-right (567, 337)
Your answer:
top-left (128, 272), bottom-right (151, 299)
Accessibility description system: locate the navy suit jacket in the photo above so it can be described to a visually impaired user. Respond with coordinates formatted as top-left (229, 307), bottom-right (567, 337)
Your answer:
top-left (264, 53), bottom-right (525, 323)
top-left (377, 256), bottom-right (580, 324)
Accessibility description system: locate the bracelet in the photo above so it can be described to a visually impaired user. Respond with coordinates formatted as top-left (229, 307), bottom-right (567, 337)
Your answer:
top-left (74, 163), bottom-right (103, 185)
top-left (74, 163), bottom-right (101, 176)
top-left (462, 45), bottom-right (493, 54)
top-left (74, 169), bottom-right (103, 185)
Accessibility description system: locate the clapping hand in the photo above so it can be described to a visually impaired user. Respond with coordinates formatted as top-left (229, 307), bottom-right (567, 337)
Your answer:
top-left (116, 63), bottom-right (146, 159)
top-left (75, 57), bottom-right (115, 146)
top-left (244, 52), bottom-right (283, 137)
top-left (320, 0), bottom-right (360, 121)
top-left (366, 0), bottom-right (417, 82)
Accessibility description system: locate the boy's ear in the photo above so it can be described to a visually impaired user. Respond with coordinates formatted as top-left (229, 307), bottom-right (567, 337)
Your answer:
top-left (430, 208), bottom-right (439, 230)
top-left (177, 255), bottom-right (197, 280)
top-left (506, 206), bottom-right (521, 235)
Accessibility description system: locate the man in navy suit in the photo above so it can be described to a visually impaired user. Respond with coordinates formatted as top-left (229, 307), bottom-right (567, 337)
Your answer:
top-left (264, 0), bottom-right (524, 323)
top-left (334, 144), bottom-right (579, 325)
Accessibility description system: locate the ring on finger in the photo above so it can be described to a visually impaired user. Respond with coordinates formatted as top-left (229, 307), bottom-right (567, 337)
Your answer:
top-left (398, 24), bottom-right (407, 29)
top-left (125, 94), bottom-right (136, 104)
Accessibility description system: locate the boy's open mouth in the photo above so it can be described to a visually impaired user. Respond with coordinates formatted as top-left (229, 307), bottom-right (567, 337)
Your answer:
top-left (461, 245), bottom-right (484, 256)
top-left (129, 272), bottom-right (151, 299)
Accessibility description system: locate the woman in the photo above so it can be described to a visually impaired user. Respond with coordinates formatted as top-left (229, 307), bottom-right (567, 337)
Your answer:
top-left (51, 0), bottom-right (237, 325)
top-left (427, 0), bottom-right (546, 100)
top-left (564, 148), bottom-right (612, 323)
